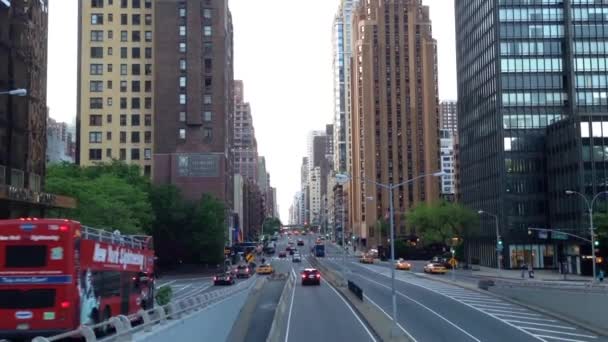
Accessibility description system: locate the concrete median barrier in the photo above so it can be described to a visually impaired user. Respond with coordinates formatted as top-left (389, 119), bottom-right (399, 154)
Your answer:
top-left (225, 276), bottom-right (269, 342)
top-left (266, 272), bottom-right (295, 342)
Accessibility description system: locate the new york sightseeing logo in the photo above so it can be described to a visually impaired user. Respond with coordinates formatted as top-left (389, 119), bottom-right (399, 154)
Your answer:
top-left (92, 243), bottom-right (145, 270)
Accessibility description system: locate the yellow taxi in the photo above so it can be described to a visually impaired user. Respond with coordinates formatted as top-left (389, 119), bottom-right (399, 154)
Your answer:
top-left (359, 254), bottom-right (375, 264)
top-left (423, 262), bottom-right (447, 274)
top-left (395, 258), bottom-right (411, 270)
top-left (256, 264), bottom-right (274, 275)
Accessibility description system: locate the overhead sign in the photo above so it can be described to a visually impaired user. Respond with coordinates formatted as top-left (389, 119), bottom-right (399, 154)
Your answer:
top-left (538, 230), bottom-right (548, 239)
top-left (552, 231), bottom-right (568, 240)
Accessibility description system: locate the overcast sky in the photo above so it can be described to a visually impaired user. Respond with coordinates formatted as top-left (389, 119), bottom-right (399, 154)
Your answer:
top-left (47, 0), bottom-right (456, 222)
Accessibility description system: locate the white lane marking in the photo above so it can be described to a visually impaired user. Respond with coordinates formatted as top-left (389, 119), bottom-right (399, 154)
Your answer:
top-left (356, 275), bottom-right (482, 342)
top-left (358, 264), bottom-right (548, 342)
top-left (521, 328), bottom-right (597, 339)
top-left (157, 280), bottom-right (176, 288)
top-left (284, 269), bottom-right (297, 342)
top-left (472, 303), bottom-right (532, 312)
top-left (503, 320), bottom-right (576, 330)
top-left (363, 294), bottom-right (418, 342)
top-left (481, 308), bottom-right (543, 316)
top-left (488, 313), bottom-right (558, 322)
top-left (534, 335), bottom-right (595, 342)
top-left (458, 298), bottom-right (515, 305)
top-left (325, 280), bottom-right (376, 341)
top-left (173, 284), bottom-right (192, 294)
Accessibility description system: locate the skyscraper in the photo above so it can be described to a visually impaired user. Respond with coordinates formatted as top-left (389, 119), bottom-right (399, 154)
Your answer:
top-left (153, 0), bottom-right (234, 205)
top-left (350, 0), bottom-right (440, 247)
top-left (233, 80), bottom-right (258, 182)
top-left (455, 1), bottom-right (608, 271)
top-left (439, 100), bottom-right (458, 136)
top-left (77, 0), bottom-right (155, 175)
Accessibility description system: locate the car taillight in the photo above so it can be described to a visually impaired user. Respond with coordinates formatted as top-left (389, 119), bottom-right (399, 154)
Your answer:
top-left (59, 225), bottom-right (69, 232)
top-left (227, 277), bottom-right (231, 280)
top-left (245, 268), bottom-right (249, 272)
top-left (213, 276), bottom-right (217, 281)
top-left (316, 274), bottom-right (321, 278)
top-left (60, 301), bottom-right (70, 309)
top-left (302, 274), bottom-right (306, 278)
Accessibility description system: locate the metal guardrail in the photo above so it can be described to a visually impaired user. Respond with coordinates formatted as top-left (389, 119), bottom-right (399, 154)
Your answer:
top-left (82, 226), bottom-right (151, 250)
top-left (32, 276), bottom-right (257, 342)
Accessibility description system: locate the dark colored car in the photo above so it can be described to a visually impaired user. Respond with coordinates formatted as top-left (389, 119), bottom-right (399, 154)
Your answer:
top-left (236, 264), bottom-right (251, 278)
top-left (214, 272), bottom-right (235, 285)
top-left (289, 248), bottom-right (296, 255)
top-left (263, 246), bottom-right (276, 254)
top-left (297, 239), bottom-right (304, 246)
top-left (278, 251), bottom-right (287, 258)
top-left (301, 268), bottom-right (321, 285)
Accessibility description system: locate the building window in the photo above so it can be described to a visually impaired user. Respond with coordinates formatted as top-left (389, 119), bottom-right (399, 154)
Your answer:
top-left (120, 30), bottom-right (128, 42)
top-left (145, 64), bottom-right (152, 75)
top-left (203, 26), bottom-right (212, 36)
top-left (90, 81), bottom-right (103, 92)
top-left (179, 42), bottom-right (186, 53)
top-left (179, 8), bottom-right (186, 17)
top-left (106, 148), bottom-right (112, 158)
top-left (145, 47), bottom-right (152, 59)
top-left (179, 111), bottom-right (186, 122)
top-left (145, 114), bottom-right (152, 126)
top-left (121, 14), bottom-right (128, 25)
top-left (131, 148), bottom-right (140, 160)
top-left (132, 14), bottom-right (141, 25)
top-left (89, 115), bottom-right (103, 126)
top-left (133, 0), bottom-right (140, 8)
top-left (90, 47), bottom-right (103, 58)
top-left (120, 114), bottom-right (127, 126)
top-left (132, 47), bottom-right (141, 58)
top-left (91, 14), bottom-right (104, 25)
top-left (179, 59), bottom-right (186, 71)
top-left (144, 148), bottom-right (152, 160)
top-left (132, 114), bottom-right (140, 126)
top-left (179, 26), bottom-right (186, 36)
top-left (121, 47), bottom-right (128, 58)
top-left (107, 80), bottom-right (112, 89)
top-left (144, 165), bottom-right (151, 177)
top-left (132, 31), bottom-right (141, 42)
top-left (179, 129), bottom-right (186, 140)
top-left (107, 97), bottom-right (113, 107)
top-left (91, 0), bottom-right (104, 8)
top-left (132, 80), bottom-right (140, 92)
top-left (144, 131), bottom-right (152, 143)
top-left (131, 131), bottom-right (140, 143)
top-left (145, 14), bottom-right (152, 25)
top-left (120, 97), bottom-right (127, 109)
top-left (89, 132), bottom-right (102, 143)
top-left (203, 95), bottom-right (212, 104)
top-left (132, 64), bottom-right (141, 75)
top-left (90, 97), bottom-right (103, 109)
top-left (145, 31), bottom-right (152, 42)
top-left (203, 111), bottom-right (212, 122)
top-left (179, 94), bottom-right (187, 104)
top-left (90, 64), bottom-right (103, 75)
top-left (203, 9), bottom-right (212, 19)
top-left (121, 0), bottom-right (127, 7)
top-left (120, 64), bottom-right (127, 75)
top-left (120, 81), bottom-right (127, 92)
top-left (107, 47), bottom-right (113, 56)
top-left (145, 0), bottom-right (151, 9)
top-left (91, 30), bottom-right (104, 42)
top-left (131, 97), bottom-right (140, 109)
top-left (106, 131), bottom-right (112, 141)
top-left (106, 114), bottom-right (112, 123)
top-left (203, 127), bottom-right (212, 140)
top-left (108, 63), bottom-right (113, 72)
top-left (89, 149), bottom-right (102, 161)
top-left (179, 76), bottom-right (186, 88)
top-left (120, 148), bottom-right (126, 160)
top-left (145, 97), bottom-right (152, 109)
top-left (145, 80), bottom-right (152, 92)
top-left (203, 42), bottom-right (212, 55)
top-left (204, 59), bottom-right (212, 73)
top-left (120, 131), bottom-right (127, 143)
top-left (108, 13), bottom-right (113, 23)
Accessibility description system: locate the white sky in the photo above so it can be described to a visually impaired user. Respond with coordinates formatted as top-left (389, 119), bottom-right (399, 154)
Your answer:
top-left (47, 0), bottom-right (456, 222)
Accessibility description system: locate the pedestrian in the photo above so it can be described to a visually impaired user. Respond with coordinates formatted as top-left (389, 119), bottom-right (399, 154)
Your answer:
top-left (528, 264), bottom-right (535, 279)
top-left (521, 263), bottom-right (526, 279)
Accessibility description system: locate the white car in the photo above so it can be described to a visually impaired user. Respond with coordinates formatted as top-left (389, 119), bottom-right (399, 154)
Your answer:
top-left (292, 253), bottom-right (302, 262)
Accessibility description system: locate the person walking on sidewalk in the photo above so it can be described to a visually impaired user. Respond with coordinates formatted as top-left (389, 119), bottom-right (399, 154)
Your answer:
top-left (521, 262), bottom-right (527, 279)
top-left (528, 264), bottom-right (535, 279)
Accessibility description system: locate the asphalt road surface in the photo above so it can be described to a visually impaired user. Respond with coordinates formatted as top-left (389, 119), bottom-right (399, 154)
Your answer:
top-left (272, 234), bottom-right (376, 342)
top-left (156, 274), bottom-right (216, 300)
top-left (321, 243), bottom-right (604, 342)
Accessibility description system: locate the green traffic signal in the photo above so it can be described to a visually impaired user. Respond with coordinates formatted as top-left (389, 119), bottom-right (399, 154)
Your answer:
top-left (595, 240), bottom-right (600, 247)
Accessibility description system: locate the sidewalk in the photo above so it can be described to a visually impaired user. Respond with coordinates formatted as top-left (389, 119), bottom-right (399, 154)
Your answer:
top-left (471, 265), bottom-right (598, 283)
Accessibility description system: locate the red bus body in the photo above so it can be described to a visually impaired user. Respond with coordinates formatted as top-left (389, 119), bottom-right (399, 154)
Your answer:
top-left (0, 219), bottom-right (155, 339)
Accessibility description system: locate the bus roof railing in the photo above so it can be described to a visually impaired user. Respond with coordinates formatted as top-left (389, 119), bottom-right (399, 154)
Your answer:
top-left (82, 225), bottom-right (152, 250)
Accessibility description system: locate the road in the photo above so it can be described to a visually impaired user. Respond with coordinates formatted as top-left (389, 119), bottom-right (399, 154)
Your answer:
top-left (321, 243), bottom-right (604, 342)
top-left (270, 233), bottom-right (376, 342)
top-left (156, 275), bottom-right (216, 301)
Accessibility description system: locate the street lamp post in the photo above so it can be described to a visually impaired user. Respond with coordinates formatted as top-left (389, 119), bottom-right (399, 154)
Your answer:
top-left (0, 88), bottom-right (27, 96)
top-left (565, 189), bottom-right (608, 282)
top-left (336, 171), bottom-right (443, 329)
top-left (477, 210), bottom-right (501, 274)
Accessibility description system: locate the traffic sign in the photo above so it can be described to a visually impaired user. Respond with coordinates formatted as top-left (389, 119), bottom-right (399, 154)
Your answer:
top-left (449, 258), bottom-right (458, 267)
top-left (246, 253), bottom-right (254, 263)
top-left (552, 231), bottom-right (568, 240)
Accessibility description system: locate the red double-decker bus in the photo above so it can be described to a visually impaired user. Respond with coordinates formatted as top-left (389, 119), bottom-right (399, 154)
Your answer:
top-left (0, 218), bottom-right (155, 339)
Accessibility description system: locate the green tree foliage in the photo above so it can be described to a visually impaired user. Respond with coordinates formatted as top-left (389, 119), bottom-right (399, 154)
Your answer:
top-left (263, 217), bottom-right (282, 236)
top-left (190, 194), bottom-right (226, 264)
top-left (406, 201), bottom-right (479, 245)
top-left (45, 162), bottom-right (153, 234)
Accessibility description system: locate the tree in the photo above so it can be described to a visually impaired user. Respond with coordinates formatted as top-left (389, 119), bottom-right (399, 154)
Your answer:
top-left (263, 217), bottom-right (282, 237)
top-left (406, 201), bottom-right (479, 245)
top-left (373, 218), bottom-right (389, 246)
top-left (45, 163), bottom-right (153, 234)
top-left (190, 194), bottom-right (226, 265)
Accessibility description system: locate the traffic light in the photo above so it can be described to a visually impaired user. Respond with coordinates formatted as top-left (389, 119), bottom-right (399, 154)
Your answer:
top-left (498, 239), bottom-right (503, 246)
top-left (594, 240), bottom-right (600, 247)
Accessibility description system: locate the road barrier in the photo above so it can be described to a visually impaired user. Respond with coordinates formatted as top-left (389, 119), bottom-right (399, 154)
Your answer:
top-left (348, 280), bottom-right (364, 301)
top-left (32, 276), bottom-right (257, 342)
top-left (266, 271), bottom-right (295, 342)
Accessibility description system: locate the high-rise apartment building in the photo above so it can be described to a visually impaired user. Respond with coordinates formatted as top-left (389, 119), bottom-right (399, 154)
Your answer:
top-left (439, 130), bottom-right (455, 198)
top-left (306, 130), bottom-right (324, 171)
top-left (333, 0), bottom-right (360, 173)
top-left (77, 0), bottom-right (155, 176)
top-left (1, 0), bottom-right (75, 218)
top-left (153, 0), bottom-right (234, 204)
top-left (233, 80), bottom-right (258, 182)
top-left (456, 1), bottom-right (608, 272)
top-left (439, 100), bottom-right (458, 136)
top-left (350, 0), bottom-right (440, 247)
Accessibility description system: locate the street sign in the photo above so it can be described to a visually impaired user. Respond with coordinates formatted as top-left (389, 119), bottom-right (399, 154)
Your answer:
top-left (538, 230), bottom-right (548, 239)
top-left (552, 231), bottom-right (568, 240)
top-left (246, 253), bottom-right (254, 263)
top-left (449, 258), bottom-right (458, 268)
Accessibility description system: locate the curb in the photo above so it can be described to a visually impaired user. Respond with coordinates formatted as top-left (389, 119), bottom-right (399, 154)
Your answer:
top-left (413, 272), bottom-right (608, 337)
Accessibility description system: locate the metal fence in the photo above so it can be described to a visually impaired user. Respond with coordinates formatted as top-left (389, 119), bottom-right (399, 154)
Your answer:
top-left (32, 276), bottom-right (257, 342)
